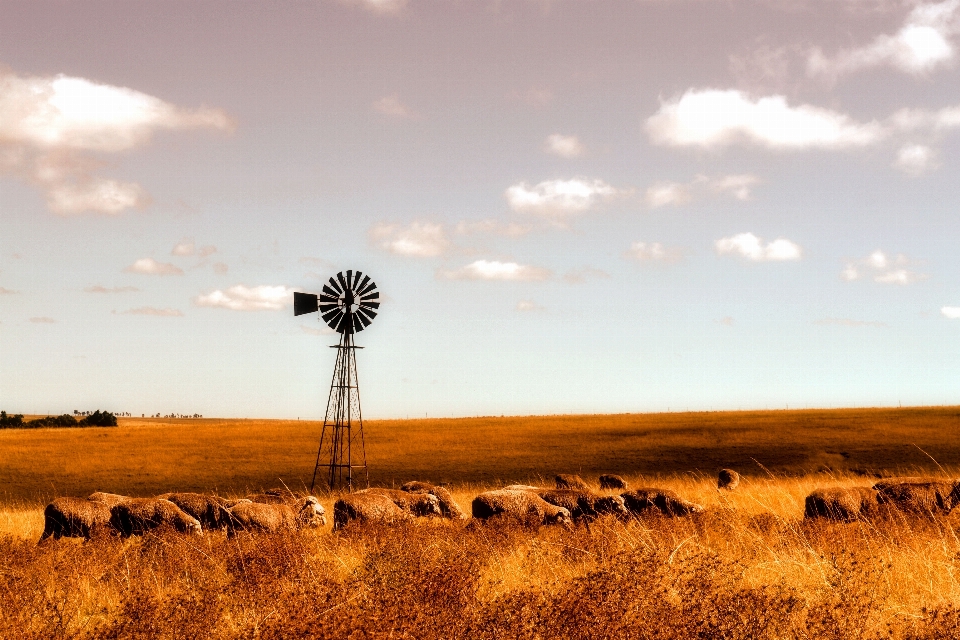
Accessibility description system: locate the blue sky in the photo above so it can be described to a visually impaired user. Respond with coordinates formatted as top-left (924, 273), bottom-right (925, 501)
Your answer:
top-left (1, 0), bottom-right (959, 418)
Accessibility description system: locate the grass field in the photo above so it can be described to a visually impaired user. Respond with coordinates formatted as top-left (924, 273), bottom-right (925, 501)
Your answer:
top-left (2, 406), bottom-right (960, 503)
top-left (4, 407), bottom-right (960, 638)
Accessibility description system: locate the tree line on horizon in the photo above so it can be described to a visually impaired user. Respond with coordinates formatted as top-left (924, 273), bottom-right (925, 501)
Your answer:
top-left (0, 410), bottom-right (118, 429)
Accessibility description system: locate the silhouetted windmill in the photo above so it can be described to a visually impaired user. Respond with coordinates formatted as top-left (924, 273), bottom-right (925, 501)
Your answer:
top-left (294, 270), bottom-right (380, 492)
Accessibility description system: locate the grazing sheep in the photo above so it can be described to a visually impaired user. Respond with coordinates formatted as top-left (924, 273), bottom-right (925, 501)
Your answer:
top-left (873, 480), bottom-right (960, 515)
top-left (599, 474), bottom-right (628, 490)
top-left (158, 492), bottom-right (233, 530)
top-left (399, 482), bottom-right (468, 519)
top-left (39, 497), bottom-right (113, 542)
top-left (333, 492), bottom-right (410, 530)
top-left (535, 489), bottom-right (629, 521)
top-left (622, 488), bottom-right (704, 517)
top-left (227, 496), bottom-right (326, 535)
top-left (362, 488), bottom-right (443, 518)
top-left (718, 469), bottom-right (741, 491)
top-left (804, 487), bottom-right (879, 521)
top-left (222, 498), bottom-right (253, 508)
top-left (503, 484), bottom-right (542, 491)
top-left (471, 490), bottom-right (573, 526)
top-left (555, 474), bottom-right (592, 491)
top-left (109, 498), bottom-right (203, 537)
top-left (87, 492), bottom-right (132, 507)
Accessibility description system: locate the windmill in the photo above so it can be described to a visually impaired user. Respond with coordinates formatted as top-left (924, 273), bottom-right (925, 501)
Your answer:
top-left (294, 270), bottom-right (380, 492)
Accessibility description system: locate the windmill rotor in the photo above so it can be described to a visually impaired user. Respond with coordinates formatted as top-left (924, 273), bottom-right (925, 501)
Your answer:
top-left (294, 270), bottom-right (379, 334)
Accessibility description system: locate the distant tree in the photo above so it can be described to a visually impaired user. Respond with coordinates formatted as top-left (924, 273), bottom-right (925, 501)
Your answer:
top-left (0, 411), bottom-right (25, 428)
top-left (79, 410), bottom-right (118, 427)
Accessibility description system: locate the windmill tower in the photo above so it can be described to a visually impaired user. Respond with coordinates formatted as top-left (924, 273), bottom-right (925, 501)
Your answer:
top-left (293, 270), bottom-right (380, 492)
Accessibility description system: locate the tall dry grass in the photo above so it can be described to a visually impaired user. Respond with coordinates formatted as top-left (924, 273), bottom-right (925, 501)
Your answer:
top-left (5, 473), bottom-right (960, 638)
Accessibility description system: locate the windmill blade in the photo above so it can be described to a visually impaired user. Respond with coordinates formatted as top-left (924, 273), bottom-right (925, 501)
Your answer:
top-left (318, 291), bottom-right (338, 303)
top-left (346, 270), bottom-right (353, 290)
top-left (357, 309), bottom-right (373, 327)
top-left (360, 292), bottom-right (379, 303)
top-left (321, 285), bottom-right (339, 300)
top-left (352, 314), bottom-right (365, 333)
top-left (360, 301), bottom-right (380, 310)
top-left (357, 275), bottom-right (370, 292)
top-left (352, 270), bottom-right (363, 288)
top-left (318, 303), bottom-right (338, 314)
top-left (327, 277), bottom-right (343, 295)
top-left (358, 281), bottom-right (378, 297)
top-left (358, 308), bottom-right (378, 322)
top-left (335, 311), bottom-right (352, 334)
top-left (336, 271), bottom-right (349, 293)
top-left (321, 308), bottom-right (342, 325)
top-left (293, 292), bottom-right (319, 316)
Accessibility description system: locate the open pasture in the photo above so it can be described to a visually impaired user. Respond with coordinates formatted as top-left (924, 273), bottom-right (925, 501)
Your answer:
top-left (2, 406), bottom-right (960, 503)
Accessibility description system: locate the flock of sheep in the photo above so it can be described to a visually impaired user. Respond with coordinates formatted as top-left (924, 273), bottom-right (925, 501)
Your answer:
top-left (37, 469), bottom-right (960, 543)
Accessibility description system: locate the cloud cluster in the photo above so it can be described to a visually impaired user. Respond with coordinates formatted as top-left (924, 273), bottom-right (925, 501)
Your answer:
top-left (440, 260), bottom-right (551, 281)
top-left (516, 300), bottom-right (545, 312)
top-left (894, 144), bottom-right (939, 175)
top-left (84, 285), bottom-right (139, 293)
top-left (505, 177), bottom-right (624, 221)
top-left (123, 258), bottom-right (183, 276)
top-left (194, 285), bottom-right (293, 311)
top-left (0, 68), bottom-right (233, 215)
top-left (808, 0), bottom-right (960, 79)
top-left (171, 241), bottom-right (217, 257)
top-left (841, 250), bottom-right (927, 284)
top-left (370, 221), bottom-right (449, 257)
top-left (646, 89), bottom-right (884, 149)
top-left (544, 134), bottom-right (584, 158)
top-left (122, 307), bottom-right (183, 317)
top-left (715, 233), bottom-right (802, 262)
top-left (624, 241), bottom-right (684, 263)
top-left (942, 307), bottom-right (960, 319)
top-left (645, 174), bottom-right (760, 208)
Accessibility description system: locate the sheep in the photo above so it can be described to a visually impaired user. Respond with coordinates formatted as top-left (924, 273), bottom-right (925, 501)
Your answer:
top-left (718, 469), bottom-right (741, 491)
top-left (157, 492), bottom-right (234, 530)
top-left (804, 487), bottom-right (880, 521)
top-left (87, 491), bottom-right (132, 507)
top-left (599, 474), bottom-right (628, 490)
top-left (555, 474), bottom-right (592, 491)
top-left (536, 488), bottom-right (629, 521)
top-left (109, 498), bottom-right (203, 537)
top-left (362, 488), bottom-right (443, 518)
top-left (398, 482), bottom-right (468, 519)
top-left (227, 496), bottom-right (326, 535)
top-left (503, 484), bottom-right (542, 491)
top-left (872, 479), bottom-right (960, 515)
top-left (471, 489), bottom-right (573, 526)
top-left (39, 497), bottom-right (113, 542)
top-left (621, 488), bottom-right (704, 517)
top-left (333, 492), bottom-right (410, 530)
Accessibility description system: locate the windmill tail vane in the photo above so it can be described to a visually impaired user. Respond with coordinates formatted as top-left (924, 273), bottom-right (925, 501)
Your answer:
top-left (294, 270), bottom-right (379, 493)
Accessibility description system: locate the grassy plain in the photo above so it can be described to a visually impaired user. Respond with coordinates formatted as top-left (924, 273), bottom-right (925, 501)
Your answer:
top-left (5, 407), bottom-right (960, 638)
top-left (2, 405), bottom-right (960, 503)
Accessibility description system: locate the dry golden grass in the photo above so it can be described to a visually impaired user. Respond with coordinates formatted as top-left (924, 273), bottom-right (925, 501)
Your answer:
top-left (5, 407), bottom-right (960, 637)
top-left (3, 405), bottom-right (960, 503)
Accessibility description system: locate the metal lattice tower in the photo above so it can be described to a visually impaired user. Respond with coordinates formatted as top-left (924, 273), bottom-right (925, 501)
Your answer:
top-left (293, 270), bottom-right (380, 492)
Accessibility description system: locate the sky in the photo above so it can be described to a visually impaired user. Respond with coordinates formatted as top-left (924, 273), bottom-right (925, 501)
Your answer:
top-left (1, 0), bottom-right (960, 419)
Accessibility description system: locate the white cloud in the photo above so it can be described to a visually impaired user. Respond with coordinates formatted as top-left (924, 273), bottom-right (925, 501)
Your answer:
top-left (545, 134), bottom-right (584, 158)
top-left (372, 94), bottom-right (414, 118)
top-left (624, 241), bottom-right (684, 263)
top-left (301, 324), bottom-right (336, 336)
top-left (122, 307), bottom-right (183, 317)
top-left (440, 260), bottom-right (551, 281)
top-left (645, 174), bottom-right (759, 208)
top-left (814, 317), bottom-right (887, 328)
top-left (646, 89), bottom-right (884, 149)
top-left (123, 258), bottom-right (184, 276)
top-left (370, 221), bottom-right (449, 257)
top-left (0, 68), bottom-right (232, 215)
top-left (455, 219), bottom-right (533, 237)
top-left (645, 182), bottom-right (693, 208)
top-left (894, 144), bottom-right (939, 175)
top-left (942, 306), bottom-right (960, 318)
top-left (171, 241), bottom-right (195, 256)
top-left (842, 250), bottom-right (927, 284)
top-left (505, 178), bottom-right (623, 220)
top-left (198, 245), bottom-right (217, 258)
top-left (808, 0), bottom-right (960, 79)
top-left (194, 285), bottom-right (294, 311)
top-left (212, 262), bottom-right (228, 275)
top-left (339, 0), bottom-right (407, 15)
top-left (516, 300), bottom-right (545, 312)
top-left (84, 285), bottom-right (138, 293)
top-left (715, 233), bottom-right (802, 262)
